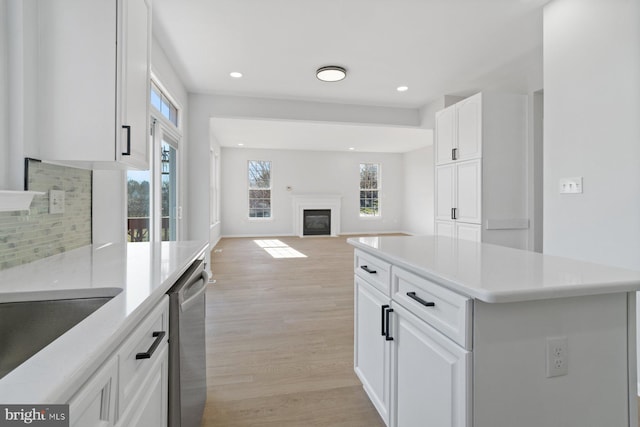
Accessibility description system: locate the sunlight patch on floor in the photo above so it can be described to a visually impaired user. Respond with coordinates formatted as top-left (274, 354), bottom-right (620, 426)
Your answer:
top-left (253, 239), bottom-right (307, 259)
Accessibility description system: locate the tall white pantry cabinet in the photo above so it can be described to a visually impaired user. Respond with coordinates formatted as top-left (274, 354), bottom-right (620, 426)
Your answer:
top-left (434, 93), bottom-right (529, 249)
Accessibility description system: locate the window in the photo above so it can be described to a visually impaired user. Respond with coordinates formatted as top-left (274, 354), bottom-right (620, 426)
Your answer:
top-left (127, 78), bottom-right (181, 242)
top-left (151, 81), bottom-right (178, 126)
top-left (248, 160), bottom-right (272, 218)
top-left (360, 163), bottom-right (380, 217)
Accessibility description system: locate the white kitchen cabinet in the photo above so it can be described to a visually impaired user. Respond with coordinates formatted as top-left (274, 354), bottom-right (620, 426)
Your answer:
top-left (116, 345), bottom-right (168, 427)
top-left (354, 276), bottom-right (391, 424)
top-left (435, 94), bottom-right (481, 166)
top-left (435, 221), bottom-right (481, 243)
top-left (434, 92), bottom-right (528, 249)
top-left (391, 304), bottom-right (471, 427)
top-left (68, 356), bottom-right (118, 427)
top-left (34, 0), bottom-right (151, 169)
top-left (67, 296), bottom-right (169, 427)
top-left (435, 160), bottom-right (482, 225)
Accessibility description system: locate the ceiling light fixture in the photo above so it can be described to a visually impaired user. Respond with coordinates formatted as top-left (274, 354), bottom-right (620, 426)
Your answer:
top-left (230, 71), bottom-right (243, 78)
top-left (316, 66), bottom-right (347, 82)
top-left (397, 86), bottom-right (409, 92)
top-left (348, 147), bottom-right (355, 151)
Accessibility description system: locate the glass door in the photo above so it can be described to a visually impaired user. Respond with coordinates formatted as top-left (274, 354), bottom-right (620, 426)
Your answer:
top-left (160, 137), bottom-right (178, 241)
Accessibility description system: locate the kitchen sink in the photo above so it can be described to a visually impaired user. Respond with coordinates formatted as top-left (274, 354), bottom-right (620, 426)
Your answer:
top-left (0, 288), bottom-right (123, 379)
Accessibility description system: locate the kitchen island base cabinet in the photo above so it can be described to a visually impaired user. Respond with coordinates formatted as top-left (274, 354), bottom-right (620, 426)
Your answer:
top-left (68, 356), bottom-right (117, 427)
top-left (392, 304), bottom-right (471, 427)
top-left (354, 276), bottom-right (391, 424)
top-left (351, 241), bottom-right (640, 427)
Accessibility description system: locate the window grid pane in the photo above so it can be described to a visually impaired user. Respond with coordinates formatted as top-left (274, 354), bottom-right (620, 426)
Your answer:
top-left (360, 163), bottom-right (380, 216)
top-left (248, 161), bottom-right (272, 218)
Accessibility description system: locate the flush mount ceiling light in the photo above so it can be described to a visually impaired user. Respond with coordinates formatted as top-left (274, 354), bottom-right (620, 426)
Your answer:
top-left (316, 66), bottom-right (347, 82)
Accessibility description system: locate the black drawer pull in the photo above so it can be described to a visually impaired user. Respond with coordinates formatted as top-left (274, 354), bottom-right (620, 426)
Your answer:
top-left (135, 331), bottom-right (166, 360)
top-left (385, 308), bottom-right (394, 341)
top-left (361, 265), bottom-right (377, 274)
top-left (381, 304), bottom-right (389, 336)
top-left (406, 292), bottom-right (435, 307)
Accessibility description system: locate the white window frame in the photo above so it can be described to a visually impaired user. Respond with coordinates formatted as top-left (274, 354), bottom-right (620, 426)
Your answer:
top-left (247, 160), bottom-right (273, 220)
top-left (359, 162), bottom-right (381, 218)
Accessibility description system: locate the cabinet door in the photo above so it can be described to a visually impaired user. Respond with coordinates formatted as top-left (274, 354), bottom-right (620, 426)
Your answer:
top-left (435, 164), bottom-right (456, 222)
top-left (456, 160), bottom-right (482, 224)
top-left (456, 94), bottom-right (482, 161)
top-left (116, 344), bottom-right (168, 427)
top-left (68, 356), bottom-right (118, 427)
top-left (354, 277), bottom-right (391, 424)
top-left (456, 223), bottom-right (481, 243)
top-left (391, 304), bottom-right (471, 427)
top-left (36, 0), bottom-right (117, 163)
top-left (435, 106), bottom-right (456, 165)
top-left (435, 221), bottom-right (455, 239)
top-left (118, 0), bottom-right (151, 169)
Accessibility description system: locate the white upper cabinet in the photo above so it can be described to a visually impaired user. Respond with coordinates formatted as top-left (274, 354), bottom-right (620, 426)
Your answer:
top-left (34, 0), bottom-right (151, 169)
top-left (455, 94), bottom-right (482, 162)
top-left (435, 94), bottom-right (482, 166)
top-left (435, 105), bottom-right (456, 165)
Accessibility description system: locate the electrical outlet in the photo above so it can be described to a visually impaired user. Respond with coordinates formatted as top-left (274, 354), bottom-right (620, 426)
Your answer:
top-left (49, 190), bottom-right (65, 214)
top-left (546, 336), bottom-right (568, 378)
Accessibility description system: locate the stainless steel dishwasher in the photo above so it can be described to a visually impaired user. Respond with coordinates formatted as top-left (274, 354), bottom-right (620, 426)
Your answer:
top-left (167, 257), bottom-right (208, 427)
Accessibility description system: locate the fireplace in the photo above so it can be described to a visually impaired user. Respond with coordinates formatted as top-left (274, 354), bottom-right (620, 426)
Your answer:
top-left (291, 194), bottom-right (341, 237)
top-left (303, 210), bottom-right (331, 236)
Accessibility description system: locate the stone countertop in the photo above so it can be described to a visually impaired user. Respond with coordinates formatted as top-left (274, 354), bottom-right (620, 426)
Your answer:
top-left (348, 235), bottom-right (640, 303)
top-left (0, 240), bottom-right (208, 403)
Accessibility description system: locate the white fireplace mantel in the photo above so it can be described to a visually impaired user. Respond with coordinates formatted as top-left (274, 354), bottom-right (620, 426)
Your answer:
top-left (291, 194), bottom-right (342, 237)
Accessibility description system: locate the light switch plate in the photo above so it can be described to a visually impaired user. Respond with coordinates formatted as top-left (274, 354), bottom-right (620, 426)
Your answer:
top-left (559, 177), bottom-right (583, 194)
top-left (49, 190), bottom-right (65, 214)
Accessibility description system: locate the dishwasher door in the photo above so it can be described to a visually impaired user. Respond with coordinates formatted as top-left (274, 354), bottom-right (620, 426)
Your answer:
top-left (168, 259), bottom-right (208, 427)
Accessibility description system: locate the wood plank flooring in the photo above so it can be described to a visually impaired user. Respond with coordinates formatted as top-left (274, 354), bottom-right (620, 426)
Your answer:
top-left (203, 236), bottom-right (385, 427)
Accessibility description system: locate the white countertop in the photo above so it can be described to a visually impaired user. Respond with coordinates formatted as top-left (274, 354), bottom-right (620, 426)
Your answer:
top-left (0, 240), bottom-right (208, 403)
top-left (348, 235), bottom-right (640, 303)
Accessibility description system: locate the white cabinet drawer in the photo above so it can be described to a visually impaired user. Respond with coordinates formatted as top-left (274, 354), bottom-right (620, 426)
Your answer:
top-left (117, 296), bottom-right (169, 419)
top-left (392, 267), bottom-right (472, 350)
top-left (355, 250), bottom-right (392, 296)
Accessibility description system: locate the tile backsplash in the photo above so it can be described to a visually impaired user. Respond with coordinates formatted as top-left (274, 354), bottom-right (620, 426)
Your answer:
top-left (0, 160), bottom-right (92, 270)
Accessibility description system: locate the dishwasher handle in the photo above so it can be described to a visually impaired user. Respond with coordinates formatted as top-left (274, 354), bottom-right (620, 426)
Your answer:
top-left (179, 271), bottom-right (209, 312)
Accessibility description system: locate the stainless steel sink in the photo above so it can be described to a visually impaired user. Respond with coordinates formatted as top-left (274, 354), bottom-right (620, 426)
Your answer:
top-left (0, 288), bottom-right (123, 379)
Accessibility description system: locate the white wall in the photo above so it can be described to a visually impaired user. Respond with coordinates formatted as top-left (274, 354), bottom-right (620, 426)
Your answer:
top-left (0, 0), bottom-right (8, 189)
top-left (543, 0), bottom-right (640, 392)
top-left (543, 0), bottom-right (640, 269)
top-left (402, 145), bottom-right (434, 236)
top-left (220, 147), bottom-right (405, 237)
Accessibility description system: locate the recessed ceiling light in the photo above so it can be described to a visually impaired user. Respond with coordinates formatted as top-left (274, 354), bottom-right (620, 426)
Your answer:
top-left (348, 147), bottom-right (355, 151)
top-left (397, 86), bottom-right (409, 92)
top-left (316, 66), bottom-right (347, 82)
top-left (237, 143), bottom-right (244, 146)
top-left (230, 71), bottom-right (243, 78)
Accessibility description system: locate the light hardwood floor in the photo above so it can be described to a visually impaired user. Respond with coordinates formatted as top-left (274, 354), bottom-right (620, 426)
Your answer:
top-left (203, 236), bottom-right (385, 426)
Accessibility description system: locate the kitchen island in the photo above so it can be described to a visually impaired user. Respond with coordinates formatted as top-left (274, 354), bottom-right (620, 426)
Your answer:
top-left (0, 240), bottom-right (208, 411)
top-left (349, 235), bottom-right (640, 427)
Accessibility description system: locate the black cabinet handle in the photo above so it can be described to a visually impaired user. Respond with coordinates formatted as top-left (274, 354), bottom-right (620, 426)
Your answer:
top-left (122, 125), bottom-right (131, 156)
top-left (361, 265), bottom-right (377, 274)
top-left (135, 331), bottom-right (166, 360)
top-left (451, 207), bottom-right (457, 220)
top-left (385, 308), bottom-right (394, 341)
top-left (406, 291), bottom-right (435, 307)
top-left (381, 304), bottom-right (389, 336)
top-left (452, 148), bottom-right (457, 160)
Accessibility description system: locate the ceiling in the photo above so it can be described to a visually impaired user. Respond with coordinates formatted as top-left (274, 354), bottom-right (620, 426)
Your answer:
top-left (152, 0), bottom-right (546, 152)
